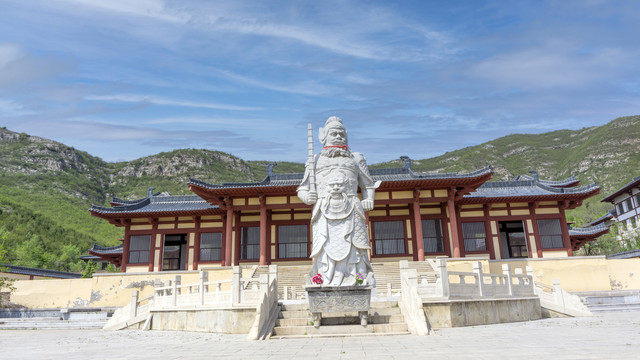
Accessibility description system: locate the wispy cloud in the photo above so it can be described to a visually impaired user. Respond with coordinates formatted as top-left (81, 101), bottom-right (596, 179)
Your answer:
top-left (85, 94), bottom-right (261, 111)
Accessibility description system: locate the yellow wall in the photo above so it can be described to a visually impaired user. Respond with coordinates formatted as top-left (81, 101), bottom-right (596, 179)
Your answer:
top-left (487, 257), bottom-right (640, 292)
top-left (10, 268), bottom-right (234, 309)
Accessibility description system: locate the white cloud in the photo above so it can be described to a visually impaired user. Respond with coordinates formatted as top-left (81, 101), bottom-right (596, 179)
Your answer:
top-left (469, 43), bottom-right (628, 89)
top-left (85, 93), bottom-right (261, 111)
top-left (0, 99), bottom-right (35, 116)
top-left (65, 0), bottom-right (188, 23)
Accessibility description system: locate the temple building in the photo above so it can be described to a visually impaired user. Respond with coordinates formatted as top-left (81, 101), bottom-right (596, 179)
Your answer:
top-left (601, 175), bottom-right (640, 241)
top-left (89, 158), bottom-right (605, 273)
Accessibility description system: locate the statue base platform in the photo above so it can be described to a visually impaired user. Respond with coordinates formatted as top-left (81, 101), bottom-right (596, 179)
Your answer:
top-left (305, 285), bottom-right (372, 328)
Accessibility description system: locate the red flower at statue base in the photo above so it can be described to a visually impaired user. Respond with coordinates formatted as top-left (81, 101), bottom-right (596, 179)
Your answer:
top-left (312, 273), bottom-right (323, 285)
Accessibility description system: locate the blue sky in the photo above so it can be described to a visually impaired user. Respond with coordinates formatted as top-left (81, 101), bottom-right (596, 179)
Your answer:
top-left (0, 1), bottom-right (638, 164)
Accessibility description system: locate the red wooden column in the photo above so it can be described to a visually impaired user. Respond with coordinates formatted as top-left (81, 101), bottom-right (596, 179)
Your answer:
top-left (148, 218), bottom-right (158, 272)
top-left (224, 203), bottom-right (234, 266)
top-left (482, 205), bottom-right (495, 259)
top-left (121, 220), bottom-right (130, 272)
top-left (448, 189), bottom-right (462, 258)
top-left (413, 189), bottom-right (425, 261)
top-left (259, 195), bottom-right (268, 265)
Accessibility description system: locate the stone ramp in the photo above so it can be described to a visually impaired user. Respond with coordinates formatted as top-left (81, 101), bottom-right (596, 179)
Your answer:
top-left (271, 300), bottom-right (410, 338)
top-left (576, 290), bottom-right (640, 313)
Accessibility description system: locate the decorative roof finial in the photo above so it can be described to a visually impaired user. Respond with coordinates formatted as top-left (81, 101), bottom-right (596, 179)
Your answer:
top-left (147, 187), bottom-right (156, 198)
top-left (400, 156), bottom-right (412, 170)
top-left (266, 163), bottom-right (277, 177)
top-left (528, 170), bottom-right (539, 180)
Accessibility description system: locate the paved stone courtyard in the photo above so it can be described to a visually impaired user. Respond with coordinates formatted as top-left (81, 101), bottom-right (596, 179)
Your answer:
top-left (1, 311), bottom-right (639, 359)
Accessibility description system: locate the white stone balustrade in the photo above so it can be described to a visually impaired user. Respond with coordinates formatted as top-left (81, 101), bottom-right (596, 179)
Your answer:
top-left (405, 259), bottom-right (535, 300)
top-left (151, 266), bottom-right (267, 309)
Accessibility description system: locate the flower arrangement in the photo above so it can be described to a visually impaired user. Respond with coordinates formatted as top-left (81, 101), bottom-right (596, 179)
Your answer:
top-left (312, 273), bottom-right (323, 285)
top-left (355, 273), bottom-right (365, 285)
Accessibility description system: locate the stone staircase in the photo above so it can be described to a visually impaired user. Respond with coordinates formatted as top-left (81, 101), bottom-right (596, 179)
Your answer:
top-left (372, 260), bottom-right (437, 296)
top-left (276, 265), bottom-right (312, 299)
top-left (0, 308), bottom-right (111, 330)
top-left (272, 261), bottom-right (439, 299)
top-left (270, 300), bottom-right (410, 338)
top-left (576, 290), bottom-right (640, 313)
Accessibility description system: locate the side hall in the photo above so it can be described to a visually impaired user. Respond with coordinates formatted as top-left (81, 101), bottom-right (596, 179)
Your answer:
top-left (89, 158), bottom-right (606, 273)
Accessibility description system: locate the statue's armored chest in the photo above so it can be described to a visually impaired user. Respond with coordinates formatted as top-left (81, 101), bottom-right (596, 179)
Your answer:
top-left (315, 155), bottom-right (358, 176)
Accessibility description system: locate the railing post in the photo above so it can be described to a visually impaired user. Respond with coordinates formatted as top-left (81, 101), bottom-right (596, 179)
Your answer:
top-left (526, 265), bottom-right (535, 293)
top-left (199, 271), bottom-right (207, 306)
top-left (130, 290), bottom-right (139, 319)
top-left (232, 266), bottom-right (241, 306)
top-left (260, 274), bottom-right (269, 297)
top-left (436, 258), bottom-right (449, 298)
top-left (283, 286), bottom-right (289, 300)
top-left (269, 264), bottom-right (278, 284)
top-left (552, 279), bottom-right (565, 308)
top-left (502, 264), bottom-right (513, 296)
top-left (473, 262), bottom-right (484, 297)
top-left (172, 275), bottom-right (181, 307)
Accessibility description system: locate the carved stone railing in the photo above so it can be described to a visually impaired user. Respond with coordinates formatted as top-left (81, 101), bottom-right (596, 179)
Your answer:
top-left (152, 266), bottom-right (265, 309)
top-left (247, 265), bottom-right (279, 340)
top-left (398, 261), bottom-right (431, 335)
top-left (417, 259), bottom-right (535, 299)
top-left (534, 279), bottom-right (592, 317)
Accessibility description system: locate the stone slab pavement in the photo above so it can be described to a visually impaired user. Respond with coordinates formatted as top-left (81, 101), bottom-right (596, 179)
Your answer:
top-left (1, 311), bottom-right (639, 359)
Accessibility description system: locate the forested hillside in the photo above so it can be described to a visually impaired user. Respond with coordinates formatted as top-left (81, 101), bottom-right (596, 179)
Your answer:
top-left (1, 115), bottom-right (638, 271)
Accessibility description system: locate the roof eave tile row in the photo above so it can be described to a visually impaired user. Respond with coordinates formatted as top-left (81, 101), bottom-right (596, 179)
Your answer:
top-left (602, 176), bottom-right (640, 203)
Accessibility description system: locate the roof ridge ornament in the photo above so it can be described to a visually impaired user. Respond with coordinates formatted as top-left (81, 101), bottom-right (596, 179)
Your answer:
top-left (266, 163), bottom-right (277, 177)
top-left (147, 187), bottom-right (156, 198)
top-left (400, 156), bottom-right (412, 171)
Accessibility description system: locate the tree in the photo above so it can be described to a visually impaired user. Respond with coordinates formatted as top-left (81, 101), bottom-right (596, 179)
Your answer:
top-left (0, 240), bottom-right (16, 307)
top-left (81, 260), bottom-right (96, 278)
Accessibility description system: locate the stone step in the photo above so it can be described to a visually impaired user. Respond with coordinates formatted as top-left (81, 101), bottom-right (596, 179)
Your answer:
top-left (320, 314), bottom-right (405, 326)
top-left (275, 313), bottom-right (405, 327)
top-left (587, 303), bottom-right (640, 313)
top-left (280, 300), bottom-right (399, 312)
top-left (272, 322), bottom-right (409, 336)
top-left (278, 310), bottom-right (310, 319)
top-left (0, 320), bottom-right (107, 330)
top-left (0, 317), bottom-right (64, 322)
top-left (280, 303), bottom-right (309, 311)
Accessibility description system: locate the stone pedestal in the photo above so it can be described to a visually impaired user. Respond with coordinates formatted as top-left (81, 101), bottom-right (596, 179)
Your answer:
top-left (305, 285), bottom-right (372, 328)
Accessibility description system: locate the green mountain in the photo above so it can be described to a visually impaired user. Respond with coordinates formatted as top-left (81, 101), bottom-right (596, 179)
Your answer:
top-left (1, 115), bottom-right (639, 270)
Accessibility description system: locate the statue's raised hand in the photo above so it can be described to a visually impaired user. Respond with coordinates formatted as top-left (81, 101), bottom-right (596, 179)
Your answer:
top-left (304, 191), bottom-right (318, 205)
top-left (361, 199), bottom-right (374, 211)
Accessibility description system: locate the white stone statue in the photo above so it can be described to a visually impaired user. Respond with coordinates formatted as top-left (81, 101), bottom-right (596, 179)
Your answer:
top-left (297, 116), bottom-right (380, 286)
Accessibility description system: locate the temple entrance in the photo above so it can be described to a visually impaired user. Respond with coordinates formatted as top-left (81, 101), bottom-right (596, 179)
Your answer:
top-left (163, 234), bottom-right (187, 271)
top-left (499, 221), bottom-right (528, 258)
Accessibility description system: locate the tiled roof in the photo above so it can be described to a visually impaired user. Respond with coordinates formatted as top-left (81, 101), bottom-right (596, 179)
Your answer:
top-left (90, 194), bottom-right (218, 215)
top-left (585, 209), bottom-right (617, 227)
top-left (88, 244), bottom-right (123, 255)
top-left (0, 264), bottom-right (82, 279)
top-left (568, 223), bottom-right (609, 237)
top-left (189, 162), bottom-right (494, 191)
top-left (513, 174), bottom-right (579, 187)
top-left (607, 249), bottom-right (640, 259)
top-left (602, 175), bottom-right (640, 203)
top-left (463, 180), bottom-right (600, 201)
